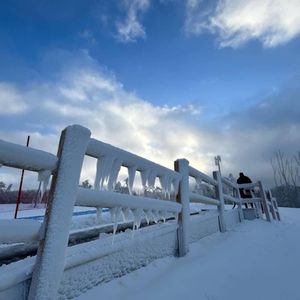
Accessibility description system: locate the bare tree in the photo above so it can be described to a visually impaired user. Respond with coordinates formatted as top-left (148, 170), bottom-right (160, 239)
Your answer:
top-left (271, 150), bottom-right (300, 207)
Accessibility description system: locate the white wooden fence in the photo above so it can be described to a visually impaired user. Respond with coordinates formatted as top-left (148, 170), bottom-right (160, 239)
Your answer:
top-left (0, 124), bottom-right (281, 299)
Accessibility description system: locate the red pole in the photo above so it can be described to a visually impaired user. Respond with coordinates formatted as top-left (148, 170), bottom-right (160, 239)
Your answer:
top-left (14, 135), bottom-right (30, 219)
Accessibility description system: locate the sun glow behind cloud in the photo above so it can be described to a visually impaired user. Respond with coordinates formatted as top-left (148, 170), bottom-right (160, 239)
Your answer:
top-left (0, 49), bottom-right (299, 189)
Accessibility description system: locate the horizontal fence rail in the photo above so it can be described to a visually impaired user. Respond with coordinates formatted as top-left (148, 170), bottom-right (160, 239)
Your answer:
top-left (223, 194), bottom-right (240, 204)
top-left (238, 183), bottom-right (257, 189)
top-left (76, 187), bottom-right (182, 213)
top-left (0, 139), bottom-right (58, 172)
top-left (0, 220), bottom-right (41, 243)
top-left (188, 166), bottom-right (218, 186)
top-left (221, 177), bottom-right (236, 189)
top-left (189, 192), bottom-right (219, 206)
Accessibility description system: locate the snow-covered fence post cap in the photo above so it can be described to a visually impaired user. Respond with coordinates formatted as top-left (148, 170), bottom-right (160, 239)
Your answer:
top-left (28, 124), bottom-right (91, 300)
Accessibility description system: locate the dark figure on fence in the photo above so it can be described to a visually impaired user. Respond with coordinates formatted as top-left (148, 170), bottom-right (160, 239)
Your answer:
top-left (237, 172), bottom-right (254, 209)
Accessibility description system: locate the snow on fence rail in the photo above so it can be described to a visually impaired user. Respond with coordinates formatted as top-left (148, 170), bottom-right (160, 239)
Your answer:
top-left (0, 139), bottom-right (57, 172)
top-left (0, 124), bottom-right (281, 300)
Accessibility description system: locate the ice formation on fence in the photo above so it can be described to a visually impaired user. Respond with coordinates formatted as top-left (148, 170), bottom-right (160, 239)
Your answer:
top-left (127, 166), bottom-right (136, 195)
top-left (110, 207), bottom-right (122, 244)
top-left (96, 208), bottom-right (102, 224)
top-left (121, 207), bottom-right (130, 222)
top-left (37, 170), bottom-right (51, 204)
top-left (92, 145), bottom-right (181, 200)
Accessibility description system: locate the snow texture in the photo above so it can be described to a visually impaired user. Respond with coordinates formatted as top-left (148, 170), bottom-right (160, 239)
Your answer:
top-left (76, 208), bottom-right (300, 300)
top-left (0, 209), bottom-right (237, 299)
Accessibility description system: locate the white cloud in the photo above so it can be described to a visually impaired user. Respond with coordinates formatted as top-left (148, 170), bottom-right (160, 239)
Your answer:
top-left (0, 83), bottom-right (27, 114)
top-left (185, 0), bottom-right (300, 48)
top-left (116, 0), bottom-right (150, 42)
top-left (0, 50), bottom-right (299, 189)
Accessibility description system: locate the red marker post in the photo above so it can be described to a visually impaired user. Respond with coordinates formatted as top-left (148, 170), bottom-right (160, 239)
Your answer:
top-left (14, 135), bottom-right (30, 219)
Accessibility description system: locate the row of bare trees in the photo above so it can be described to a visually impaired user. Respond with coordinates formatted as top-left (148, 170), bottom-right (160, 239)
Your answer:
top-left (271, 150), bottom-right (300, 207)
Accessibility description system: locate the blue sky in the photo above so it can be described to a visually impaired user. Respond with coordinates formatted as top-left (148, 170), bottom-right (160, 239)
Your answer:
top-left (0, 0), bottom-right (300, 187)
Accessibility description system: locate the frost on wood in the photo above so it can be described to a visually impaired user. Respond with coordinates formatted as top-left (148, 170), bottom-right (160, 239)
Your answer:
top-left (28, 125), bottom-right (91, 300)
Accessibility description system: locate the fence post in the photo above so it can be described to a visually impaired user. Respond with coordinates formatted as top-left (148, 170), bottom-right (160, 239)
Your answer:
top-left (235, 185), bottom-right (244, 222)
top-left (174, 159), bottom-right (190, 257)
top-left (266, 190), bottom-right (277, 220)
top-left (28, 125), bottom-right (91, 300)
top-left (213, 171), bottom-right (226, 232)
top-left (258, 181), bottom-right (272, 223)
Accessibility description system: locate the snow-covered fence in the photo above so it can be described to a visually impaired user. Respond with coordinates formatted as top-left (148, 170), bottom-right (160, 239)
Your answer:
top-left (0, 139), bottom-right (59, 245)
top-left (221, 176), bottom-right (244, 222)
top-left (76, 138), bottom-right (182, 226)
top-left (180, 163), bottom-right (227, 233)
top-left (0, 124), bottom-right (281, 300)
top-left (0, 126), bottom-right (91, 299)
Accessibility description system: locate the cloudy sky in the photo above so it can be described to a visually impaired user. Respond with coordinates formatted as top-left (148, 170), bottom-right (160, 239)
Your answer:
top-left (0, 0), bottom-right (299, 188)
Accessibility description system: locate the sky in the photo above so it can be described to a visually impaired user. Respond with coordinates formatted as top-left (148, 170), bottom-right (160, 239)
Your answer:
top-left (0, 0), bottom-right (300, 189)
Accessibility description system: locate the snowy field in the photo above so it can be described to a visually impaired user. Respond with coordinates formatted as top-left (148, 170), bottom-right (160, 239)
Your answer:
top-left (76, 208), bottom-right (300, 300)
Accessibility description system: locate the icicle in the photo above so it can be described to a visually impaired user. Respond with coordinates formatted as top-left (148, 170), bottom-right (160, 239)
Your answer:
top-left (144, 210), bottom-right (152, 225)
top-left (195, 177), bottom-right (203, 195)
top-left (95, 157), bottom-right (112, 190)
top-left (159, 175), bottom-right (168, 198)
top-left (127, 166), bottom-right (137, 195)
top-left (107, 159), bottom-right (122, 191)
top-left (151, 210), bottom-right (159, 224)
top-left (172, 178), bottom-right (180, 199)
top-left (159, 210), bottom-right (167, 223)
top-left (173, 212), bottom-right (178, 222)
top-left (37, 170), bottom-right (51, 204)
top-left (94, 156), bottom-right (115, 190)
top-left (94, 158), bottom-right (102, 190)
top-left (148, 170), bottom-right (157, 188)
top-left (121, 207), bottom-right (130, 222)
top-left (132, 208), bottom-right (143, 230)
top-left (110, 207), bottom-right (121, 245)
top-left (96, 207), bottom-right (102, 224)
top-left (140, 170), bottom-right (150, 188)
top-left (166, 176), bottom-right (173, 199)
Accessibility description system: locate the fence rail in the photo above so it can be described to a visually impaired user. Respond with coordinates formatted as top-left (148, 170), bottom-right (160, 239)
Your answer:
top-left (0, 139), bottom-right (57, 172)
top-left (189, 192), bottom-right (219, 205)
top-left (0, 124), bottom-right (281, 300)
top-left (76, 187), bottom-right (181, 213)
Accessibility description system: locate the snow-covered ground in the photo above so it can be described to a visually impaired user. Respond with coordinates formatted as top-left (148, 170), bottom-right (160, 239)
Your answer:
top-left (76, 207), bottom-right (300, 300)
